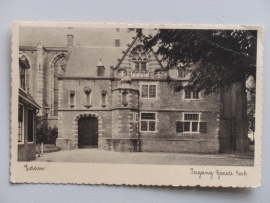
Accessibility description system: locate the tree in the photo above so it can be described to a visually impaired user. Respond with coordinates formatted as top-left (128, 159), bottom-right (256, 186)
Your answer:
top-left (135, 28), bottom-right (257, 152)
top-left (139, 29), bottom-right (257, 94)
top-left (36, 116), bottom-right (58, 144)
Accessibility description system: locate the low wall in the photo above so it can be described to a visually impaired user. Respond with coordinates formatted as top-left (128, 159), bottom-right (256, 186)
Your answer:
top-left (100, 138), bottom-right (139, 152)
top-left (140, 139), bottom-right (219, 154)
top-left (100, 138), bottom-right (219, 154)
top-left (56, 138), bottom-right (72, 150)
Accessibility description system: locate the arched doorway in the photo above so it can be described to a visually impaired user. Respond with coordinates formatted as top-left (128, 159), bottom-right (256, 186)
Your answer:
top-left (78, 116), bottom-right (98, 148)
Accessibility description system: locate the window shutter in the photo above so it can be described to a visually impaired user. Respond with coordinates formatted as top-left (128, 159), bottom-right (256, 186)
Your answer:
top-left (176, 121), bottom-right (184, 132)
top-left (199, 122), bottom-right (207, 133)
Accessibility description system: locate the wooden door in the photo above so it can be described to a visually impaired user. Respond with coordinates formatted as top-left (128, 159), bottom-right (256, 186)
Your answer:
top-left (78, 117), bottom-right (98, 148)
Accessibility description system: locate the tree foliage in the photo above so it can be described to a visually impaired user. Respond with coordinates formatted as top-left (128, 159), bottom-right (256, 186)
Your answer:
top-left (139, 29), bottom-right (257, 94)
top-left (36, 116), bottom-right (58, 144)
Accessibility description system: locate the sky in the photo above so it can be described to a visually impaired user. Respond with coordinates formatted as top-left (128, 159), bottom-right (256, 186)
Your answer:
top-left (19, 27), bottom-right (158, 48)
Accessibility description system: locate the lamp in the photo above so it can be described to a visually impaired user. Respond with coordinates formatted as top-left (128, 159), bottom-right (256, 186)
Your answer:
top-left (44, 105), bottom-right (50, 118)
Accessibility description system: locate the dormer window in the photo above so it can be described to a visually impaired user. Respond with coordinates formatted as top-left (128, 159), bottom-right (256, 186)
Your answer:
top-left (97, 59), bottom-right (105, 76)
top-left (178, 67), bottom-right (186, 78)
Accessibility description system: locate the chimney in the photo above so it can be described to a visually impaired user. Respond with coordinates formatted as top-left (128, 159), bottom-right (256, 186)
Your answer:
top-left (67, 34), bottom-right (74, 47)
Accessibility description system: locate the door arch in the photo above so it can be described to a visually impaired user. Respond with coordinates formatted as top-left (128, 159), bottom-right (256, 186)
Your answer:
top-left (73, 113), bottom-right (102, 148)
top-left (78, 116), bottom-right (98, 148)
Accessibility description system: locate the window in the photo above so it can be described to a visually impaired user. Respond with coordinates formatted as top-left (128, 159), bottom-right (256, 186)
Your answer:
top-left (140, 113), bottom-right (157, 132)
top-left (115, 39), bottom-right (120, 47)
top-left (141, 62), bottom-right (146, 71)
top-left (178, 67), bottom-right (186, 78)
top-left (135, 62), bottom-right (140, 71)
top-left (28, 109), bottom-right (34, 142)
top-left (97, 66), bottom-right (105, 76)
top-left (141, 84), bottom-right (156, 98)
top-left (53, 55), bottom-right (66, 116)
top-left (101, 90), bottom-right (107, 108)
top-left (20, 66), bottom-right (26, 90)
top-left (131, 45), bottom-right (149, 72)
top-left (184, 113), bottom-right (199, 132)
top-left (176, 113), bottom-right (207, 133)
top-left (130, 112), bottom-right (138, 122)
top-left (18, 104), bottom-right (24, 143)
top-left (184, 89), bottom-right (200, 100)
top-left (122, 91), bottom-right (128, 107)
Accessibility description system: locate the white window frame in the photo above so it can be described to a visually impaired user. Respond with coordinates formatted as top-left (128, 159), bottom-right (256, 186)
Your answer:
top-left (183, 90), bottom-right (202, 100)
top-left (182, 113), bottom-right (201, 133)
top-left (139, 112), bottom-right (158, 133)
top-left (18, 103), bottom-right (24, 144)
top-left (140, 83), bottom-right (157, 99)
top-left (27, 107), bottom-right (34, 144)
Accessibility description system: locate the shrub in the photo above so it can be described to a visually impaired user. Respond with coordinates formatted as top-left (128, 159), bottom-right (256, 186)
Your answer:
top-left (36, 116), bottom-right (58, 144)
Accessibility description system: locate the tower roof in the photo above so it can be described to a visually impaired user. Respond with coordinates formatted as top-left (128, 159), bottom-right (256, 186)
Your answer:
top-left (97, 59), bottom-right (104, 67)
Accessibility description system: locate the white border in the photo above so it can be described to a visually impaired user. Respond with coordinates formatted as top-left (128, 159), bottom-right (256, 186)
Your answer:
top-left (10, 22), bottom-right (263, 188)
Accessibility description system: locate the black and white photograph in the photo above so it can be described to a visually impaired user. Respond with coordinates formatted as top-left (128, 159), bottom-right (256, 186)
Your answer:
top-left (11, 23), bottom-right (263, 187)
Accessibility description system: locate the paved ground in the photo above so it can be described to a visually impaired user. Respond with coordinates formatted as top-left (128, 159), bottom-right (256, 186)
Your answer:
top-left (35, 149), bottom-right (254, 166)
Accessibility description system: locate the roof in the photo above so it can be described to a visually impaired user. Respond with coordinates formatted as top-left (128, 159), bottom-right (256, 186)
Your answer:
top-left (96, 59), bottom-right (104, 67)
top-left (65, 46), bottom-right (126, 77)
top-left (19, 89), bottom-right (41, 110)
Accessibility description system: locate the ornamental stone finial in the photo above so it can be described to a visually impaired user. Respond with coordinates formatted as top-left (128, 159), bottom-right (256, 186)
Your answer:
top-left (84, 87), bottom-right (91, 94)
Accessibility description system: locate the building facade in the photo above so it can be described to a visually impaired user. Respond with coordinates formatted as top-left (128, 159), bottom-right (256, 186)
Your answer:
top-left (18, 56), bottom-right (40, 161)
top-left (19, 28), bottom-right (249, 154)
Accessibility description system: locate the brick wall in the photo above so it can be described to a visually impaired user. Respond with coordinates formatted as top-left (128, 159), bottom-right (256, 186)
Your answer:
top-left (140, 139), bottom-right (219, 154)
top-left (18, 144), bottom-right (36, 161)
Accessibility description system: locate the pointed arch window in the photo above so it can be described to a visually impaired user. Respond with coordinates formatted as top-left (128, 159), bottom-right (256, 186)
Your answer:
top-left (51, 54), bottom-right (66, 116)
top-left (19, 54), bottom-right (30, 91)
top-left (131, 45), bottom-right (149, 71)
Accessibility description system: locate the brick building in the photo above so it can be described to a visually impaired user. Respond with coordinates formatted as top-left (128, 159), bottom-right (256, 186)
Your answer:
top-left (19, 28), bottom-right (249, 154)
top-left (18, 55), bottom-right (40, 161)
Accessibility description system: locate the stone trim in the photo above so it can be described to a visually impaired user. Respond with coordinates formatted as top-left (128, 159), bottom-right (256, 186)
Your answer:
top-left (73, 113), bottom-right (102, 148)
